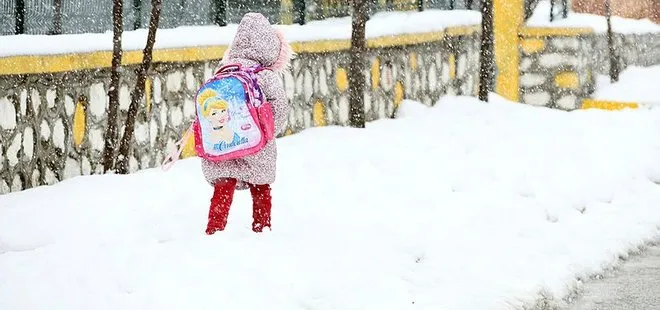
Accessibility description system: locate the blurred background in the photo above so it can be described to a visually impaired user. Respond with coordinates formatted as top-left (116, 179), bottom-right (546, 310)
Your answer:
top-left (2, 0), bottom-right (538, 36)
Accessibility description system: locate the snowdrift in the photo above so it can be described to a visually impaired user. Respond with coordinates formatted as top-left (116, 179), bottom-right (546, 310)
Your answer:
top-left (2, 95), bottom-right (660, 310)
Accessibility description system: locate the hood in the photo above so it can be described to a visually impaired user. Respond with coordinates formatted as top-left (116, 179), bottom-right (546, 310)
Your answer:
top-left (223, 13), bottom-right (294, 72)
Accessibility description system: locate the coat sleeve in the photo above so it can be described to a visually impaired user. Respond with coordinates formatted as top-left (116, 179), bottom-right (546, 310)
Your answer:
top-left (257, 70), bottom-right (289, 136)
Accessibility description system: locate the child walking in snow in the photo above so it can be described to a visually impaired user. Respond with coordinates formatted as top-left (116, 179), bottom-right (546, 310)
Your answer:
top-left (202, 13), bottom-right (293, 234)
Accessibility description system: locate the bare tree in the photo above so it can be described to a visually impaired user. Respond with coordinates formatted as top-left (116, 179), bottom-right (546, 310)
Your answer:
top-left (115, 0), bottom-right (162, 174)
top-left (14, 0), bottom-right (25, 34)
top-left (294, 0), bottom-right (306, 25)
top-left (102, 0), bottom-right (124, 172)
top-left (524, 0), bottom-right (540, 20)
top-left (212, 0), bottom-right (227, 26)
top-left (550, 0), bottom-right (555, 21)
top-left (605, 0), bottom-right (619, 82)
top-left (386, 0), bottom-right (393, 11)
top-left (53, 0), bottom-right (63, 34)
top-left (348, 0), bottom-right (367, 128)
top-left (133, 0), bottom-right (142, 30)
top-left (478, 0), bottom-right (494, 102)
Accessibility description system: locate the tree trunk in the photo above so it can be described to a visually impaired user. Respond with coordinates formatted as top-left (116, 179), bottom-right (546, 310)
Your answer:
top-left (102, 0), bottom-right (124, 172)
top-left (605, 0), bottom-right (619, 82)
top-left (478, 0), bottom-right (494, 102)
top-left (294, 0), bottom-right (306, 25)
top-left (349, 0), bottom-right (367, 128)
top-left (550, 0), bottom-right (555, 21)
top-left (14, 0), bottom-right (25, 34)
top-left (115, 0), bottom-right (162, 174)
top-left (213, 0), bottom-right (226, 26)
top-left (133, 0), bottom-right (142, 30)
top-left (53, 0), bottom-right (63, 34)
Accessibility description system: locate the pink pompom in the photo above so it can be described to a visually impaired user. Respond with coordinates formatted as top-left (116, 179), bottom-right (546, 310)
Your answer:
top-left (271, 27), bottom-right (294, 73)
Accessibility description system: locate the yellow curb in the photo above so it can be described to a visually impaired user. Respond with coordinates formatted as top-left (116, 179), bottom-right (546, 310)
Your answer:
top-left (581, 99), bottom-right (640, 110)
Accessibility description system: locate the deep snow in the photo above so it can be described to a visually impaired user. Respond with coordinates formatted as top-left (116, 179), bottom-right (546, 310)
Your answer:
top-left (593, 65), bottom-right (660, 105)
top-left (2, 94), bottom-right (660, 310)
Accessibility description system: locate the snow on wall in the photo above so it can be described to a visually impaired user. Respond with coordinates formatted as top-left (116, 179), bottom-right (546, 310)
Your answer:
top-left (0, 31), bottom-right (481, 194)
top-left (0, 10), bottom-right (481, 58)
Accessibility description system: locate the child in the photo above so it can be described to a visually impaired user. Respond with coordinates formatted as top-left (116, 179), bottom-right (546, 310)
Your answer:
top-left (202, 13), bottom-right (293, 234)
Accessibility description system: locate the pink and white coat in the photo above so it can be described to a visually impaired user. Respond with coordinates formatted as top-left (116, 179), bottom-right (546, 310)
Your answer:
top-left (201, 13), bottom-right (293, 189)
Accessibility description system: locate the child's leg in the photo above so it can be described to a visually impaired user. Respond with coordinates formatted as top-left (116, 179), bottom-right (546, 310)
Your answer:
top-left (206, 178), bottom-right (238, 235)
top-left (248, 183), bottom-right (272, 232)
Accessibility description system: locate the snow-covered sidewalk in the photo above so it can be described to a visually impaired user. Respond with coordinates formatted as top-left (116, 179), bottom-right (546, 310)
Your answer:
top-left (566, 246), bottom-right (660, 310)
top-left (2, 94), bottom-right (660, 310)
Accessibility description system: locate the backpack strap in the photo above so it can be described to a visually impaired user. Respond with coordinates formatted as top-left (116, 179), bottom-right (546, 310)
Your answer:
top-left (161, 124), bottom-right (194, 171)
top-left (214, 63), bottom-right (242, 75)
top-left (252, 65), bottom-right (271, 74)
top-left (215, 63), bottom-right (273, 75)
top-left (248, 65), bottom-right (273, 104)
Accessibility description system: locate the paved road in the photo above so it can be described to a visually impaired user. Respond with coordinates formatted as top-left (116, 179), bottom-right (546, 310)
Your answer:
top-left (566, 246), bottom-right (660, 310)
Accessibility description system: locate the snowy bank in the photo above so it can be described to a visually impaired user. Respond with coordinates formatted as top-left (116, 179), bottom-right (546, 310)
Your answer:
top-left (2, 95), bottom-right (660, 310)
top-left (528, 1), bottom-right (660, 34)
top-left (593, 65), bottom-right (660, 105)
top-left (0, 10), bottom-right (481, 58)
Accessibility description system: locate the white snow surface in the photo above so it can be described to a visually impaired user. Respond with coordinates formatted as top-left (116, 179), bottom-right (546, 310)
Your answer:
top-left (0, 10), bottom-right (481, 58)
top-left (2, 94), bottom-right (660, 310)
top-left (528, 0), bottom-right (660, 34)
top-left (593, 65), bottom-right (660, 105)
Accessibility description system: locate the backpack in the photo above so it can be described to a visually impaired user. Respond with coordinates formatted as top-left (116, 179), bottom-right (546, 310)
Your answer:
top-left (161, 63), bottom-right (275, 170)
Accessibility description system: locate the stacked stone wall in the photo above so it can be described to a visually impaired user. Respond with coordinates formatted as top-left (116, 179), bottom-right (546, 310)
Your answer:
top-left (0, 30), bottom-right (481, 194)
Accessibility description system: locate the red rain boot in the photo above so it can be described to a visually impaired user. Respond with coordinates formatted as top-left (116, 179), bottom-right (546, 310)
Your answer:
top-left (249, 183), bottom-right (272, 233)
top-left (206, 178), bottom-right (237, 235)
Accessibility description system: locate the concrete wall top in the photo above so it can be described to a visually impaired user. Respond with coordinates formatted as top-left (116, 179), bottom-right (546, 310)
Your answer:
top-left (0, 26), bottom-right (481, 77)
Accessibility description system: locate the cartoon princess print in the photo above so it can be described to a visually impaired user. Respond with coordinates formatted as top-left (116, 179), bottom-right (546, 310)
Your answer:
top-left (197, 88), bottom-right (246, 152)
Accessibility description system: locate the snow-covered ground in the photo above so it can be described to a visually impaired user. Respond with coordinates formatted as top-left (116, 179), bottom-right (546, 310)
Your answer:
top-left (2, 93), bottom-right (660, 310)
top-left (528, 0), bottom-right (660, 34)
top-left (0, 9), bottom-right (480, 58)
top-left (593, 65), bottom-right (660, 105)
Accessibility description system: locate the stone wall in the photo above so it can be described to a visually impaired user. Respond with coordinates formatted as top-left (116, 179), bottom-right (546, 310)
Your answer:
top-left (285, 33), bottom-right (481, 132)
top-left (518, 29), bottom-right (660, 110)
top-left (0, 29), bottom-right (481, 195)
top-left (518, 29), bottom-right (596, 110)
top-left (591, 33), bottom-right (660, 75)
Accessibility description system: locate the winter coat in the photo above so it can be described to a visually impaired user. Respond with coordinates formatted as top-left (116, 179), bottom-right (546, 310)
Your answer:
top-left (201, 13), bottom-right (293, 189)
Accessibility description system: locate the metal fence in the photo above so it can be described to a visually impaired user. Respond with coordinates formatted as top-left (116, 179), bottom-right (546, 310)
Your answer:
top-left (1, 0), bottom-right (484, 35)
top-left (1, 0), bottom-right (547, 36)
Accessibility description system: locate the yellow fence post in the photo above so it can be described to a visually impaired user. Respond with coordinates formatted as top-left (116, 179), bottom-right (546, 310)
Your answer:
top-left (493, 0), bottom-right (524, 102)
